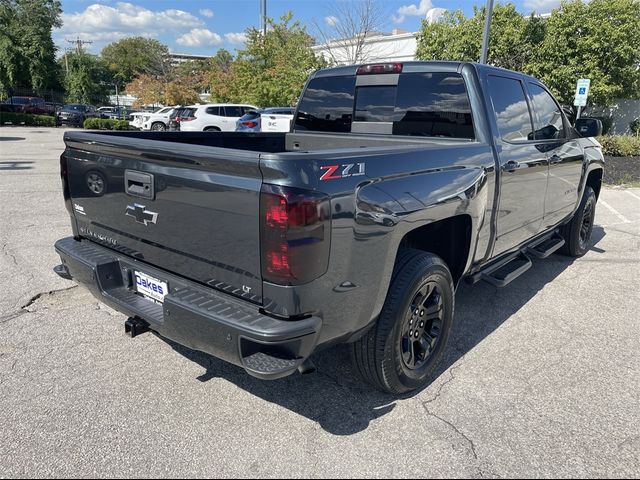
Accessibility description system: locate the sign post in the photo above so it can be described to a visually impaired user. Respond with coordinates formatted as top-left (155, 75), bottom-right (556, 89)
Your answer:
top-left (573, 78), bottom-right (591, 119)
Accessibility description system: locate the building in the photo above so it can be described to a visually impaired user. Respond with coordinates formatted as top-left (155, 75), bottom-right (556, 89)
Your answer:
top-left (311, 29), bottom-right (417, 66)
top-left (168, 52), bottom-right (212, 68)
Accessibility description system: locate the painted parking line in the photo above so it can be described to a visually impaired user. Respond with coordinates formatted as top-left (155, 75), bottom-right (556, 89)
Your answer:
top-left (599, 200), bottom-right (631, 224)
top-left (625, 190), bottom-right (640, 202)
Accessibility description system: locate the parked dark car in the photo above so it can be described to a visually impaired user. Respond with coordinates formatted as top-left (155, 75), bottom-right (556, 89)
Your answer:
top-left (55, 61), bottom-right (604, 394)
top-left (57, 104), bottom-right (99, 127)
top-left (167, 106), bottom-right (196, 131)
top-left (1, 96), bottom-right (48, 115)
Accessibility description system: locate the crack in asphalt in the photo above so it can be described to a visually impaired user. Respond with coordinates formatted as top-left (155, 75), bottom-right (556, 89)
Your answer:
top-left (419, 360), bottom-right (492, 478)
top-left (1, 242), bottom-right (18, 266)
top-left (20, 285), bottom-right (78, 311)
top-left (0, 285), bottom-right (78, 324)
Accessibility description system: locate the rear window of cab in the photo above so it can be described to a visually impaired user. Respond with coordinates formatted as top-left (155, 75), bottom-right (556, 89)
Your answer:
top-left (294, 72), bottom-right (474, 139)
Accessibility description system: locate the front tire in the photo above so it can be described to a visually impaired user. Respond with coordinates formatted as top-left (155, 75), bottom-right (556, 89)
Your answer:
top-left (560, 186), bottom-right (597, 257)
top-left (352, 249), bottom-right (455, 394)
top-left (151, 122), bottom-right (166, 131)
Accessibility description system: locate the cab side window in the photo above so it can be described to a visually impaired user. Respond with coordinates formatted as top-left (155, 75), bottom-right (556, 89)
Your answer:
top-left (487, 75), bottom-right (534, 143)
top-left (529, 84), bottom-right (566, 140)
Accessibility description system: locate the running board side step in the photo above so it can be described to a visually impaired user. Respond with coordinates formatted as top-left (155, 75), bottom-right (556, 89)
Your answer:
top-left (527, 235), bottom-right (565, 259)
top-left (476, 252), bottom-right (533, 288)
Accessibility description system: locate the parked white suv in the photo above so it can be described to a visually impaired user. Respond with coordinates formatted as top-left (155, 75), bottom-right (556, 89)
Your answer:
top-left (142, 106), bottom-right (176, 131)
top-left (179, 104), bottom-right (258, 132)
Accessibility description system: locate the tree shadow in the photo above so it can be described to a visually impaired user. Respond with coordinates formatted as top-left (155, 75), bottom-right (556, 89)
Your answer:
top-left (0, 161), bottom-right (33, 170)
top-left (159, 226), bottom-right (606, 436)
top-left (0, 137), bottom-right (26, 142)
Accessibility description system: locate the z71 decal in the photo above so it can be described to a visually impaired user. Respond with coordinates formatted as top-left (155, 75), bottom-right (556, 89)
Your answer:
top-left (320, 163), bottom-right (366, 181)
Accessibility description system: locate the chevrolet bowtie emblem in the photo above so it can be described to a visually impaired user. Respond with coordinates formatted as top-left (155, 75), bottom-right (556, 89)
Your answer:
top-left (125, 204), bottom-right (158, 226)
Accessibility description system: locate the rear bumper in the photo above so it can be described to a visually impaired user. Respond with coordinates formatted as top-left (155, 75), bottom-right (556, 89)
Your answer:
top-left (54, 237), bottom-right (322, 380)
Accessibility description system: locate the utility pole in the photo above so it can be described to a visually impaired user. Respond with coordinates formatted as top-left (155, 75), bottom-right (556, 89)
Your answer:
top-left (260, 0), bottom-right (267, 36)
top-left (66, 36), bottom-right (93, 55)
top-left (480, 0), bottom-right (494, 64)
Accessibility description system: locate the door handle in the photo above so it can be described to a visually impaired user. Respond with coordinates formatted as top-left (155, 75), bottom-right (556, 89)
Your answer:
top-left (549, 154), bottom-right (563, 164)
top-left (503, 160), bottom-right (520, 172)
top-left (125, 170), bottom-right (154, 199)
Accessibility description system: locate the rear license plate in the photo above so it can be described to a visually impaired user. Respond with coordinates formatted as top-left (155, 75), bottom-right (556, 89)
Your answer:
top-left (134, 271), bottom-right (168, 303)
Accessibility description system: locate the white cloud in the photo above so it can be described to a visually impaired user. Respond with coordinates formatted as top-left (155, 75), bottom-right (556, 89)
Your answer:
top-left (199, 8), bottom-right (214, 18)
top-left (325, 15), bottom-right (339, 27)
top-left (58, 2), bottom-right (202, 35)
top-left (392, 0), bottom-right (433, 24)
top-left (224, 32), bottom-right (247, 44)
top-left (176, 28), bottom-right (223, 47)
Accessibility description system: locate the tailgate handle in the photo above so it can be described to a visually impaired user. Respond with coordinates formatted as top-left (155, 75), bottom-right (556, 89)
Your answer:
top-left (125, 170), bottom-right (154, 199)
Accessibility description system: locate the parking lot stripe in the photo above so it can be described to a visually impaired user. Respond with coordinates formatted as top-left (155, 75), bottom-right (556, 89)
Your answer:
top-left (624, 190), bottom-right (640, 202)
top-left (600, 200), bottom-right (631, 223)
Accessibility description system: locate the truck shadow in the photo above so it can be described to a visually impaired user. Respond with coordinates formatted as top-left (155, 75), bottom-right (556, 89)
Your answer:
top-left (0, 161), bottom-right (33, 170)
top-left (162, 226), bottom-right (606, 436)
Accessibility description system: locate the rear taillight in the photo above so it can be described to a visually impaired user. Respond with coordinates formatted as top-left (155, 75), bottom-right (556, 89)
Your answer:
top-left (182, 116), bottom-right (196, 122)
top-left (242, 121), bottom-right (258, 128)
top-left (60, 153), bottom-right (72, 212)
top-left (356, 63), bottom-right (403, 75)
top-left (175, 116), bottom-right (181, 123)
top-left (260, 185), bottom-right (331, 285)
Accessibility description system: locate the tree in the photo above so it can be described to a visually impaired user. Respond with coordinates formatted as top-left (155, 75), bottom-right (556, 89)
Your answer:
top-left (125, 74), bottom-right (200, 107)
top-left (221, 13), bottom-right (326, 107)
top-left (312, 0), bottom-right (390, 65)
top-left (60, 52), bottom-right (110, 104)
top-left (207, 49), bottom-right (236, 102)
top-left (528, 0), bottom-right (640, 106)
top-left (415, 3), bottom-right (543, 72)
top-left (0, 0), bottom-right (62, 95)
top-left (101, 37), bottom-right (171, 86)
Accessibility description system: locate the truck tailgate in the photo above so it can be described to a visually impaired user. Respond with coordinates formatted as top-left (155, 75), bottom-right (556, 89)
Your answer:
top-left (63, 132), bottom-right (264, 302)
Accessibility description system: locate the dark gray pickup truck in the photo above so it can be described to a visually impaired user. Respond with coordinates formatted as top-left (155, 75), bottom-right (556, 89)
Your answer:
top-left (54, 62), bottom-right (604, 393)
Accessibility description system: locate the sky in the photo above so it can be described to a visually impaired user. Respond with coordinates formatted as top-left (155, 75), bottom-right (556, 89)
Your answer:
top-left (54, 0), bottom-right (563, 56)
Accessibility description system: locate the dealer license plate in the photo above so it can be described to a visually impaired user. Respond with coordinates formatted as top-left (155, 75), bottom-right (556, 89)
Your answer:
top-left (134, 271), bottom-right (168, 303)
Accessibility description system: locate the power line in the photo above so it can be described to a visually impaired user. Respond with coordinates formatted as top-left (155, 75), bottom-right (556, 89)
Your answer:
top-left (66, 36), bottom-right (93, 55)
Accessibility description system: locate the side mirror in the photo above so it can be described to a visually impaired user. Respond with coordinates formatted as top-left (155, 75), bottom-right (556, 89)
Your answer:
top-left (574, 117), bottom-right (603, 137)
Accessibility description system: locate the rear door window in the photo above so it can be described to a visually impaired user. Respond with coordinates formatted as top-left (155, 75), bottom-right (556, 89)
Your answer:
top-left (206, 106), bottom-right (221, 116)
top-left (487, 76), bottom-right (534, 142)
top-left (224, 106), bottom-right (243, 117)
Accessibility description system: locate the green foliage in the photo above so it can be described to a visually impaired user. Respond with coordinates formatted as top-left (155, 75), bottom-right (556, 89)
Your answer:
top-left (416, 4), bottom-right (544, 72)
top-left (214, 13), bottom-right (327, 106)
top-left (0, 0), bottom-right (62, 95)
top-left (60, 52), bottom-right (110, 105)
top-left (598, 135), bottom-right (640, 157)
top-left (101, 37), bottom-right (171, 85)
top-left (529, 0), bottom-right (640, 106)
top-left (83, 118), bottom-right (130, 130)
top-left (630, 118), bottom-right (640, 136)
top-left (416, 0), bottom-right (640, 108)
top-left (0, 111), bottom-right (55, 126)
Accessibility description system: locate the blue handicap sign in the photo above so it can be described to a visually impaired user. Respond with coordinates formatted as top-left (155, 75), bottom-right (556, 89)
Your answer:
top-left (579, 87), bottom-right (586, 95)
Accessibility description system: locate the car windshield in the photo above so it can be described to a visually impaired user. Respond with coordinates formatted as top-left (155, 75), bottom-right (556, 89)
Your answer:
top-left (64, 104), bottom-right (87, 112)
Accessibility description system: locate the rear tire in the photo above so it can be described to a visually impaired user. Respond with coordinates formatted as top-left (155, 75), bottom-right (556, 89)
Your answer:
top-left (351, 249), bottom-right (455, 394)
top-left (204, 127), bottom-right (221, 132)
top-left (559, 186), bottom-right (597, 257)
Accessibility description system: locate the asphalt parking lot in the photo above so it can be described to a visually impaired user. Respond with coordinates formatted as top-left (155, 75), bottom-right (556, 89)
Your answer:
top-left (1, 127), bottom-right (639, 478)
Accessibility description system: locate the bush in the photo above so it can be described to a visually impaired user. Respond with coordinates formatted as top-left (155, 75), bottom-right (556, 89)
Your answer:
top-left (630, 118), bottom-right (640, 136)
top-left (83, 118), bottom-right (130, 130)
top-left (598, 135), bottom-right (640, 157)
top-left (0, 111), bottom-right (55, 127)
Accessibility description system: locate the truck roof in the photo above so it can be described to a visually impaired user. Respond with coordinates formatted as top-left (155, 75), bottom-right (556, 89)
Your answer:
top-left (311, 61), bottom-right (541, 84)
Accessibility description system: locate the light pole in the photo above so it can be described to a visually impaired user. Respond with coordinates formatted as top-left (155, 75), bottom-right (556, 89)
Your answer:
top-left (480, 0), bottom-right (494, 64)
